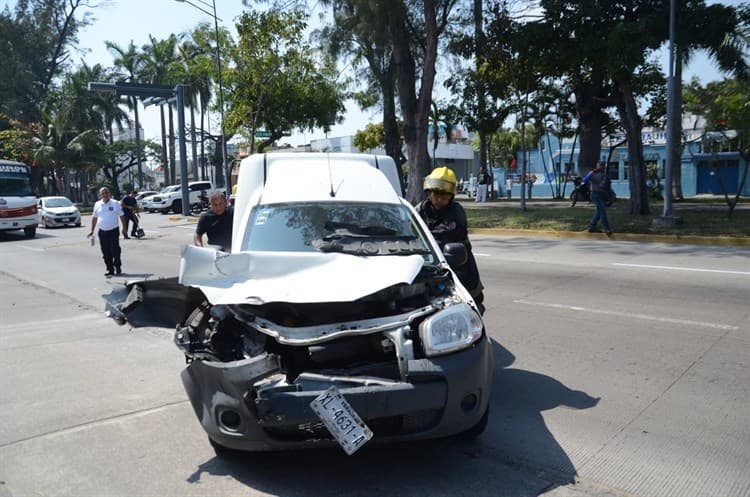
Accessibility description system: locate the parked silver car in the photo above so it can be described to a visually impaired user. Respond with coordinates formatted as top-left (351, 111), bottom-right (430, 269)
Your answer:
top-left (108, 153), bottom-right (492, 456)
top-left (38, 196), bottom-right (81, 228)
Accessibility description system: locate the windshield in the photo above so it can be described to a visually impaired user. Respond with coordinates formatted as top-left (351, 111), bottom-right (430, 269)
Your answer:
top-left (43, 197), bottom-right (73, 208)
top-left (242, 202), bottom-right (436, 259)
top-left (0, 175), bottom-right (33, 197)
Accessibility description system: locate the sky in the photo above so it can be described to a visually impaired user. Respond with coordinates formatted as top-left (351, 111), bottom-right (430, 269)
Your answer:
top-left (2, 0), bottom-right (745, 146)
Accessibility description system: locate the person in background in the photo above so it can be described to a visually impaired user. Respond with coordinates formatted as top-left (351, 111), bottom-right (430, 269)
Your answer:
top-left (582, 161), bottom-right (613, 235)
top-left (88, 187), bottom-right (126, 276)
top-left (475, 166), bottom-right (490, 203)
top-left (120, 190), bottom-right (140, 239)
top-left (417, 166), bottom-right (485, 313)
top-left (194, 191), bottom-right (234, 252)
top-left (526, 173), bottom-right (537, 199)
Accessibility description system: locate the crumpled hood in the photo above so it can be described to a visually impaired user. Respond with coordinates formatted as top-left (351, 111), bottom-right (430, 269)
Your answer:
top-left (179, 245), bottom-right (425, 305)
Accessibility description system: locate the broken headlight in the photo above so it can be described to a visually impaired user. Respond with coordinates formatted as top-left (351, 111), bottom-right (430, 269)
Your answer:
top-left (418, 303), bottom-right (483, 357)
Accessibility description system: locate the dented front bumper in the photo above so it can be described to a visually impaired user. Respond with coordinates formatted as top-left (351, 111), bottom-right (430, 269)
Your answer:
top-left (181, 335), bottom-right (493, 452)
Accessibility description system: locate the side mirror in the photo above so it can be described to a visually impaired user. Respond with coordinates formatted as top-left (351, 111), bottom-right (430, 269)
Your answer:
top-left (442, 242), bottom-right (468, 268)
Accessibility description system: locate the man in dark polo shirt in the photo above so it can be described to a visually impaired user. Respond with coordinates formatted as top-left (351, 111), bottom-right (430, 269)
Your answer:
top-left (193, 191), bottom-right (233, 252)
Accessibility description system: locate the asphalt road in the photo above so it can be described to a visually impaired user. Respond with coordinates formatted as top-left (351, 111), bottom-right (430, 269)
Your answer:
top-left (0, 213), bottom-right (748, 497)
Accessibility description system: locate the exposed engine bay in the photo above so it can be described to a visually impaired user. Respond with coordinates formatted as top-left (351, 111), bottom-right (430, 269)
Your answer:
top-left (114, 264), bottom-right (458, 383)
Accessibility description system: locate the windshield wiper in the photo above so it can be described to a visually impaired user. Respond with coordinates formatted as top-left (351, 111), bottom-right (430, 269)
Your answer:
top-left (313, 236), bottom-right (430, 256)
top-left (323, 221), bottom-right (400, 238)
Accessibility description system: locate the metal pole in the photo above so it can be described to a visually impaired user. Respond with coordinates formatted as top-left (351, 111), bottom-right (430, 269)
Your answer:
top-left (212, 0), bottom-right (230, 193)
top-left (176, 84), bottom-right (190, 217)
top-left (663, 0), bottom-right (676, 217)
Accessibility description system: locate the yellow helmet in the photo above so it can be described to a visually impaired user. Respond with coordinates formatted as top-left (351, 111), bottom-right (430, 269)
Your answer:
top-left (423, 166), bottom-right (457, 195)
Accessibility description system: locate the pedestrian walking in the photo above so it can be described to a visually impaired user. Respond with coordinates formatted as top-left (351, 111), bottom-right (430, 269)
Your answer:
top-left (194, 191), bottom-right (234, 252)
top-left (582, 161), bottom-right (613, 235)
top-left (88, 187), bottom-right (126, 276)
top-left (121, 190), bottom-right (140, 239)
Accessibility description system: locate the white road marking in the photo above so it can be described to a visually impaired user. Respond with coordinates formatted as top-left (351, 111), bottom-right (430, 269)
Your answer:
top-left (612, 263), bottom-right (750, 276)
top-left (17, 244), bottom-right (44, 252)
top-left (474, 252), bottom-right (491, 257)
top-left (0, 313), bottom-right (106, 332)
top-left (513, 299), bottom-right (739, 331)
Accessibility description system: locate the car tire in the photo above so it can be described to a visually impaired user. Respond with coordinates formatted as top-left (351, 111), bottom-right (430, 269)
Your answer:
top-left (23, 226), bottom-right (36, 238)
top-left (43, 216), bottom-right (52, 228)
top-left (75, 222), bottom-right (81, 227)
top-left (160, 208), bottom-right (170, 215)
top-left (459, 406), bottom-right (489, 439)
top-left (171, 200), bottom-right (183, 214)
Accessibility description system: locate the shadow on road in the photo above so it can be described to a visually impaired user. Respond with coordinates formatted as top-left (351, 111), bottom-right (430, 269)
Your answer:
top-left (182, 340), bottom-right (598, 496)
top-left (488, 341), bottom-right (600, 485)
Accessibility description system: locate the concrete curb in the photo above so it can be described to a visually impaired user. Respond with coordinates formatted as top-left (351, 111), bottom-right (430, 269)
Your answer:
top-left (167, 215), bottom-right (200, 222)
top-left (469, 227), bottom-right (750, 247)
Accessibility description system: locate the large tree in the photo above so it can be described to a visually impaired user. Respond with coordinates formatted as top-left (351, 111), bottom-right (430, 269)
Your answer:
top-left (386, 0), bottom-right (459, 204)
top-left (0, 0), bottom-right (93, 122)
top-left (225, 8), bottom-right (345, 153)
top-left (317, 0), bottom-right (404, 184)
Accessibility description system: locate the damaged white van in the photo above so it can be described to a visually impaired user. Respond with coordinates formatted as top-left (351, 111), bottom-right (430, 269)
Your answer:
top-left (110, 152), bottom-right (493, 455)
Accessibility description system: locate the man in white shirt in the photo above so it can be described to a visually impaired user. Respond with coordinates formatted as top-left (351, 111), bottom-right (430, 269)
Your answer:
top-left (87, 187), bottom-right (126, 276)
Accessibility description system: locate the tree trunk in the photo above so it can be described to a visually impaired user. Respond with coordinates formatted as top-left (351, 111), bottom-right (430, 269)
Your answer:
top-left (168, 104), bottom-right (176, 185)
top-left (615, 78), bottom-right (650, 215)
top-left (388, 0), bottom-right (439, 205)
top-left (381, 63), bottom-right (405, 192)
top-left (190, 101), bottom-right (198, 180)
top-left (574, 80), bottom-right (607, 173)
top-left (475, 0), bottom-right (487, 186)
top-left (200, 96), bottom-right (206, 180)
top-left (671, 48), bottom-right (685, 200)
top-left (160, 106), bottom-right (168, 187)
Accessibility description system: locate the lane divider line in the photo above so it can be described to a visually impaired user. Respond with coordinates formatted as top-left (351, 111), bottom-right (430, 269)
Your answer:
top-left (612, 263), bottom-right (750, 276)
top-left (513, 299), bottom-right (739, 331)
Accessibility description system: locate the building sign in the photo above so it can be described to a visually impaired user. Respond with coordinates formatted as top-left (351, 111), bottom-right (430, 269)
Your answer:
top-left (0, 163), bottom-right (30, 175)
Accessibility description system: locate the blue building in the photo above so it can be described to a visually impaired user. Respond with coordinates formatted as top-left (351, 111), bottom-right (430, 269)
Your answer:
top-left (516, 126), bottom-right (749, 199)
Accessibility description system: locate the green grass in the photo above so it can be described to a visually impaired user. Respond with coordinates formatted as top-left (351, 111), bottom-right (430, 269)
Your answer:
top-left (463, 200), bottom-right (750, 238)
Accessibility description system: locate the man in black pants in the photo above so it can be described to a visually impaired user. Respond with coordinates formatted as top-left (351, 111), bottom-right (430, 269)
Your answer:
top-left (193, 192), bottom-right (233, 252)
top-left (88, 187), bottom-right (126, 276)
top-left (121, 190), bottom-right (140, 239)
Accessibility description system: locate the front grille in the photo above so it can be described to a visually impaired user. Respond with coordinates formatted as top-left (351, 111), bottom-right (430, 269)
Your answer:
top-left (262, 408), bottom-right (442, 442)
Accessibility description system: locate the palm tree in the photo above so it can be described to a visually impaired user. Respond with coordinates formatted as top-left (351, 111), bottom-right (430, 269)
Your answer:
top-left (669, 3), bottom-right (750, 200)
top-left (140, 34), bottom-right (181, 185)
top-left (33, 107), bottom-right (97, 198)
top-left (61, 63), bottom-right (128, 202)
top-left (106, 41), bottom-right (146, 188)
top-left (177, 40), bottom-right (203, 180)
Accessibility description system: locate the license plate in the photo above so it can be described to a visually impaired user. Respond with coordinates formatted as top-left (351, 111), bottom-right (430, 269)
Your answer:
top-left (61, 218), bottom-right (70, 222)
top-left (310, 386), bottom-right (373, 455)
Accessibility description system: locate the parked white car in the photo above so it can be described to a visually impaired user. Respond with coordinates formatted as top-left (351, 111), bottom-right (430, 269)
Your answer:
top-left (148, 181), bottom-right (216, 214)
top-left (108, 153), bottom-right (492, 456)
top-left (38, 196), bottom-right (81, 228)
top-left (140, 186), bottom-right (180, 213)
top-left (135, 190), bottom-right (158, 201)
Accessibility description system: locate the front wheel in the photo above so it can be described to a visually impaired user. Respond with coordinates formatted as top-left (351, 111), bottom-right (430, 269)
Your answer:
top-left (171, 200), bottom-right (183, 214)
top-left (189, 202), bottom-right (203, 215)
top-left (23, 226), bottom-right (36, 238)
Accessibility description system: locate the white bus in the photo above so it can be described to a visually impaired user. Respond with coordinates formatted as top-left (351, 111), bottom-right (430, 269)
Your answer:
top-left (0, 160), bottom-right (39, 238)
